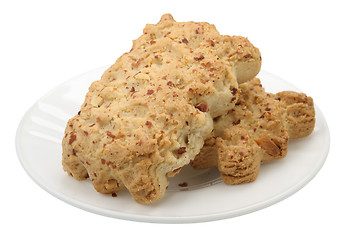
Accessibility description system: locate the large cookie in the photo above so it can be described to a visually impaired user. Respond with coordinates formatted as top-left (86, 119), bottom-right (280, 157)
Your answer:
top-left (191, 78), bottom-right (315, 184)
top-left (62, 14), bottom-right (261, 204)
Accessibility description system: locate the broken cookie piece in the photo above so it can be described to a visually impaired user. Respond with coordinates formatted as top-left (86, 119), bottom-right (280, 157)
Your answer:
top-left (214, 78), bottom-right (289, 163)
top-left (217, 127), bottom-right (262, 185)
top-left (275, 91), bottom-right (315, 139)
top-left (192, 78), bottom-right (315, 184)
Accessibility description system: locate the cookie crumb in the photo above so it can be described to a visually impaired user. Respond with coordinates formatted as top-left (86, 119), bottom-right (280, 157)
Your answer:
top-left (178, 182), bottom-right (188, 187)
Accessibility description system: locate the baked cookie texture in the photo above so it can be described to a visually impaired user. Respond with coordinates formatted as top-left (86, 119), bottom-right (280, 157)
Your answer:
top-left (275, 91), bottom-right (315, 139)
top-left (62, 14), bottom-right (261, 204)
top-left (191, 78), bottom-right (315, 184)
top-left (216, 126), bottom-right (262, 184)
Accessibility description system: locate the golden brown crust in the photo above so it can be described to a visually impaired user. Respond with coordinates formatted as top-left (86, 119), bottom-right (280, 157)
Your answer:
top-left (62, 14), bottom-right (261, 204)
top-left (275, 91), bottom-right (315, 139)
top-left (191, 78), bottom-right (315, 185)
top-left (190, 135), bottom-right (218, 169)
top-left (217, 127), bottom-right (262, 184)
top-left (213, 78), bottom-right (289, 162)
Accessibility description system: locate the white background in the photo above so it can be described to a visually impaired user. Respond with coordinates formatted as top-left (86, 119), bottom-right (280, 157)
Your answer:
top-left (1, 0), bottom-right (344, 239)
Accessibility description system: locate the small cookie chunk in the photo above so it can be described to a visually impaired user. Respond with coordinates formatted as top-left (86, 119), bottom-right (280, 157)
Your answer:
top-left (217, 127), bottom-right (262, 184)
top-left (275, 91), bottom-right (315, 139)
top-left (62, 14), bottom-right (261, 204)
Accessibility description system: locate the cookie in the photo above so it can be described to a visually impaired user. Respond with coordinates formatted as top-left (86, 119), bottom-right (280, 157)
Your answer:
top-left (192, 78), bottom-right (315, 184)
top-left (214, 78), bottom-right (289, 162)
top-left (275, 91), bottom-right (315, 139)
top-left (62, 14), bottom-right (261, 204)
top-left (217, 127), bottom-right (262, 185)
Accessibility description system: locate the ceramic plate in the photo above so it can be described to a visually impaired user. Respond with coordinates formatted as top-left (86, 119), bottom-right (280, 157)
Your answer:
top-left (16, 67), bottom-right (330, 223)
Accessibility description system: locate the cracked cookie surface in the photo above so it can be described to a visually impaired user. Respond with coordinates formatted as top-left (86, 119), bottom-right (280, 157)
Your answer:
top-left (62, 14), bottom-right (261, 204)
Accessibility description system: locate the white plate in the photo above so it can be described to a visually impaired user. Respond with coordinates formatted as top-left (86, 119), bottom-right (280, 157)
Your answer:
top-left (16, 67), bottom-right (330, 223)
